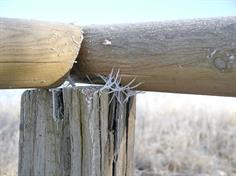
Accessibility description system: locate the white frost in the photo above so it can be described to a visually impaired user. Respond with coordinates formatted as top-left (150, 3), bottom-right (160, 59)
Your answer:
top-left (103, 39), bottom-right (112, 45)
top-left (210, 49), bottom-right (217, 58)
top-left (229, 54), bottom-right (235, 61)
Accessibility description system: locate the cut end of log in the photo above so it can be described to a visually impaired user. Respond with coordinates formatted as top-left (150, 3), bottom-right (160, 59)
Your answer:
top-left (0, 17), bottom-right (83, 88)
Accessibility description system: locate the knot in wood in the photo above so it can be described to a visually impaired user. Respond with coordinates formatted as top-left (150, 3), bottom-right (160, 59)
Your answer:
top-left (209, 49), bottom-right (235, 72)
top-left (214, 57), bottom-right (226, 70)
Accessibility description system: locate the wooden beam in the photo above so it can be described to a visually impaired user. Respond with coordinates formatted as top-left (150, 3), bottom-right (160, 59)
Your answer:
top-left (71, 16), bottom-right (236, 96)
top-left (1, 17), bottom-right (236, 96)
top-left (19, 87), bottom-right (135, 176)
top-left (0, 18), bottom-right (82, 88)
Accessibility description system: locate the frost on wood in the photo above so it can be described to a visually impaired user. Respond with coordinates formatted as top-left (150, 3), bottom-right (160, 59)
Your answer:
top-left (70, 16), bottom-right (236, 96)
top-left (103, 39), bottom-right (112, 45)
top-left (98, 68), bottom-right (142, 105)
top-left (19, 87), bottom-right (135, 176)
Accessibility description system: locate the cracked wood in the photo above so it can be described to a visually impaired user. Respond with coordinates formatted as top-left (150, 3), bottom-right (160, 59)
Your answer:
top-left (19, 87), bottom-right (135, 176)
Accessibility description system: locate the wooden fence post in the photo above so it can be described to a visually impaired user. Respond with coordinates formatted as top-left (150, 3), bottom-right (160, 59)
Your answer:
top-left (18, 87), bottom-right (135, 176)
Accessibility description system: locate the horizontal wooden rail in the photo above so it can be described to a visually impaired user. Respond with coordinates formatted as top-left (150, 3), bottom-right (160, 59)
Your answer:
top-left (0, 18), bottom-right (83, 88)
top-left (0, 17), bottom-right (236, 96)
top-left (71, 16), bottom-right (236, 96)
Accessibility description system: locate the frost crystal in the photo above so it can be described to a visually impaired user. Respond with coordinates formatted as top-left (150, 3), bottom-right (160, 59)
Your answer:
top-left (98, 69), bottom-right (142, 105)
top-left (229, 54), bottom-right (235, 61)
top-left (210, 49), bottom-right (217, 58)
top-left (103, 39), bottom-right (112, 45)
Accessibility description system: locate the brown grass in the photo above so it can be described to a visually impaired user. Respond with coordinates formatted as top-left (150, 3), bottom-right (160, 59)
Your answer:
top-left (135, 92), bottom-right (236, 176)
top-left (0, 90), bottom-right (22, 176)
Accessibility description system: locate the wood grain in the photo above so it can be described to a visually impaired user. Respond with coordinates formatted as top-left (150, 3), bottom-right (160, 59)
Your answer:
top-left (0, 17), bottom-right (82, 88)
top-left (71, 16), bottom-right (236, 96)
top-left (19, 87), bottom-right (136, 176)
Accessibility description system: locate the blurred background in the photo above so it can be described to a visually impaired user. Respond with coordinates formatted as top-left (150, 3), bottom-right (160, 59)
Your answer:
top-left (0, 0), bottom-right (236, 175)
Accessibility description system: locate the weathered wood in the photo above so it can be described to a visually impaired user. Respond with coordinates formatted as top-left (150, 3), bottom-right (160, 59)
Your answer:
top-left (71, 16), bottom-right (236, 96)
top-left (19, 87), bottom-right (135, 176)
top-left (1, 17), bottom-right (236, 96)
top-left (0, 17), bottom-right (82, 88)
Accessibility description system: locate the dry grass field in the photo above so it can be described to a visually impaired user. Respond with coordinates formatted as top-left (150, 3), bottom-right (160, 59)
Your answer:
top-left (135, 92), bottom-right (236, 176)
top-left (0, 90), bottom-right (236, 176)
top-left (0, 90), bottom-right (22, 176)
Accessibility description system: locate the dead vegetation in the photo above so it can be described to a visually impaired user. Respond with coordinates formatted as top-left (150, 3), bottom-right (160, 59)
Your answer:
top-left (0, 90), bottom-right (22, 176)
top-left (135, 92), bottom-right (236, 176)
